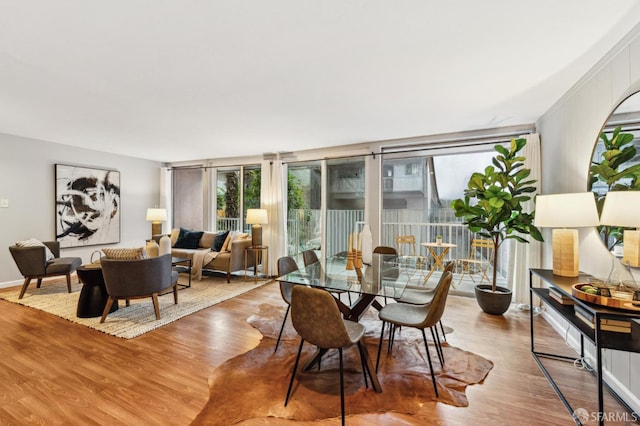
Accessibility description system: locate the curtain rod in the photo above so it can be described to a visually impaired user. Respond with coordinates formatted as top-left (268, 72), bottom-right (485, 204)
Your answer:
top-left (169, 130), bottom-right (531, 169)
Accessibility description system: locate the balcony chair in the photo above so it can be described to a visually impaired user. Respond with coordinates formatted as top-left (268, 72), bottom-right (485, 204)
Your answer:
top-left (285, 285), bottom-right (374, 426)
top-left (454, 238), bottom-right (493, 286)
top-left (100, 254), bottom-right (179, 323)
top-left (396, 235), bottom-right (428, 273)
top-left (275, 256), bottom-right (299, 353)
top-left (9, 240), bottom-right (82, 299)
top-left (375, 271), bottom-right (453, 398)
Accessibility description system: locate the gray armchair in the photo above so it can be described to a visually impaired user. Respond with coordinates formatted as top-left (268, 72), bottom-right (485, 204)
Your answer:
top-left (9, 240), bottom-right (82, 299)
top-left (100, 254), bottom-right (179, 323)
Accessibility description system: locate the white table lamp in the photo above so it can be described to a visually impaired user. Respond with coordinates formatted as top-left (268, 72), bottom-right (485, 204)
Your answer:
top-left (146, 208), bottom-right (167, 237)
top-left (534, 193), bottom-right (599, 277)
top-left (246, 209), bottom-right (268, 247)
top-left (599, 191), bottom-right (640, 267)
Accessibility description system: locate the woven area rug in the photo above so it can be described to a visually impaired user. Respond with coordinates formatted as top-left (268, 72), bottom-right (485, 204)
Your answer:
top-left (191, 303), bottom-right (493, 425)
top-left (0, 272), bottom-right (270, 339)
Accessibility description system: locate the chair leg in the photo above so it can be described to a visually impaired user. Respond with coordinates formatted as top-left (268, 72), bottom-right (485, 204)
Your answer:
top-left (100, 297), bottom-right (115, 323)
top-left (430, 327), bottom-right (444, 365)
top-left (339, 347), bottom-right (345, 426)
top-left (375, 321), bottom-right (386, 373)
top-left (173, 284), bottom-right (178, 304)
top-left (18, 277), bottom-right (32, 299)
top-left (439, 320), bottom-right (447, 342)
top-left (421, 329), bottom-right (439, 398)
top-left (275, 305), bottom-right (290, 353)
top-left (36, 278), bottom-right (42, 288)
top-left (152, 293), bottom-right (161, 319)
top-left (356, 341), bottom-right (369, 389)
top-left (434, 326), bottom-right (445, 365)
top-left (66, 273), bottom-right (73, 293)
top-left (285, 339), bottom-right (305, 407)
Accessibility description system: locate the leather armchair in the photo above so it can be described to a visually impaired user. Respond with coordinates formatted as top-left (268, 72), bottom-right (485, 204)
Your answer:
top-left (9, 241), bottom-right (82, 299)
top-left (100, 254), bottom-right (179, 323)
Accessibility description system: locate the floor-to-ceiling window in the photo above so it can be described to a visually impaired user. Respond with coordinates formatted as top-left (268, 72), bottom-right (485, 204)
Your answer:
top-left (326, 157), bottom-right (365, 257)
top-left (286, 162), bottom-right (321, 262)
top-left (215, 165), bottom-right (261, 232)
top-left (381, 147), bottom-right (505, 295)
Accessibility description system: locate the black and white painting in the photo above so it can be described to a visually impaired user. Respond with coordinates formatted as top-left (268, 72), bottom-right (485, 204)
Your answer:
top-left (55, 164), bottom-right (120, 248)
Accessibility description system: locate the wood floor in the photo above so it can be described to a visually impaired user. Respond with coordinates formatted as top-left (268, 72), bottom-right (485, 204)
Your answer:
top-left (0, 279), bottom-right (634, 425)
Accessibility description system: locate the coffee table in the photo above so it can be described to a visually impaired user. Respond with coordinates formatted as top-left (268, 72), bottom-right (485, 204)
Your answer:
top-left (76, 265), bottom-right (118, 318)
top-left (172, 257), bottom-right (192, 288)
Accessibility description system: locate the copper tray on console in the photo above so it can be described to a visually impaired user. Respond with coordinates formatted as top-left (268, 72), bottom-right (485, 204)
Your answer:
top-left (572, 283), bottom-right (640, 312)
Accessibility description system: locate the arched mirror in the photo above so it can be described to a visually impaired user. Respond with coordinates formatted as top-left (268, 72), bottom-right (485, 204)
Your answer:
top-left (589, 91), bottom-right (640, 251)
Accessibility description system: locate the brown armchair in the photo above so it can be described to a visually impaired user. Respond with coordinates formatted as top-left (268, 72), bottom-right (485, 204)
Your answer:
top-left (100, 254), bottom-right (179, 323)
top-left (9, 240), bottom-right (82, 299)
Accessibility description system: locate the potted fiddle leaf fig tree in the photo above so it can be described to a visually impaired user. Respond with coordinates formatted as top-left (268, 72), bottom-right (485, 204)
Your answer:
top-left (451, 137), bottom-right (543, 315)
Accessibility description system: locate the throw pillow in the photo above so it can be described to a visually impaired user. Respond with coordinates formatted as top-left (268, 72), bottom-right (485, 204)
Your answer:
top-left (170, 228), bottom-right (181, 247)
top-left (220, 232), bottom-right (232, 252)
top-left (228, 232), bottom-right (250, 250)
top-left (173, 228), bottom-right (204, 249)
top-left (16, 238), bottom-right (55, 262)
top-left (212, 231), bottom-right (229, 252)
top-left (102, 247), bottom-right (147, 260)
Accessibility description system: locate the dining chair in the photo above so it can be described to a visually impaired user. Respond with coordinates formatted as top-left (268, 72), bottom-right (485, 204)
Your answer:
top-left (302, 249), bottom-right (319, 267)
top-left (303, 249), bottom-right (351, 305)
top-left (375, 271), bottom-right (453, 398)
top-left (275, 256), bottom-right (299, 353)
top-left (395, 261), bottom-right (455, 343)
top-left (373, 246), bottom-right (396, 255)
top-left (285, 285), bottom-right (373, 426)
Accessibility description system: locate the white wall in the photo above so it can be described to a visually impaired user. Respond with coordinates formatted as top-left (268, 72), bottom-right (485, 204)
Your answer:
top-left (0, 132), bottom-right (162, 285)
top-left (537, 23), bottom-right (640, 412)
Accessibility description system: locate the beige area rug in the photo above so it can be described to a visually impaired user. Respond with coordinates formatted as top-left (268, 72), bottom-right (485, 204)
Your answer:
top-left (0, 273), bottom-right (270, 339)
top-left (191, 303), bottom-right (494, 425)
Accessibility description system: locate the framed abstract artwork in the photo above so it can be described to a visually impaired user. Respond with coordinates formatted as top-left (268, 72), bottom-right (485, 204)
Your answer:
top-left (55, 164), bottom-right (121, 248)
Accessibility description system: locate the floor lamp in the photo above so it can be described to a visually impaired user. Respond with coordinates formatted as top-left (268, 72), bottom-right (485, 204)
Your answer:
top-left (534, 193), bottom-right (599, 277)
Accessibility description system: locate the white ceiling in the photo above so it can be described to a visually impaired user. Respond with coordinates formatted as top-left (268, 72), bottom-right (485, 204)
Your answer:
top-left (1, 1), bottom-right (640, 163)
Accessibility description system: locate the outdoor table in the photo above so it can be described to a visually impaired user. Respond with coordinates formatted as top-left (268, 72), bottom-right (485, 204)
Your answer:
top-left (421, 242), bottom-right (457, 283)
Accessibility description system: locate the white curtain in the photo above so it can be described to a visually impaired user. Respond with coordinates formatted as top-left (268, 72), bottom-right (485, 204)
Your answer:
top-left (261, 158), bottom-right (286, 277)
top-left (160, 167), bottom-right (173, 232)
top-left (508, 133), bottom-right (542, 306)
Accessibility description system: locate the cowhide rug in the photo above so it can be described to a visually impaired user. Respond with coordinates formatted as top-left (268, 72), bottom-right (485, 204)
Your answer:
top-left (191, 303), bottom-right (493, 425)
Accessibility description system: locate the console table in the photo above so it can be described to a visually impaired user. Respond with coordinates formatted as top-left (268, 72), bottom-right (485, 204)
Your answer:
top-left (529, 268), bottom-right (640, 425)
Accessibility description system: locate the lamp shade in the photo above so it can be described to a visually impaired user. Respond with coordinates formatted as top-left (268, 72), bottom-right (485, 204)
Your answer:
top-left (146, 208), bottom-right (167, 222)
top-left (534, 193), bottom-right (599, 228)
top-left (534, 193), bottom-right (599, 278)
top-left (599, 191), bottom-right (640, 227)
top-left (246, 209), bottom-right (268, 225)
top-left (600, 191), bottom-right (640, 267)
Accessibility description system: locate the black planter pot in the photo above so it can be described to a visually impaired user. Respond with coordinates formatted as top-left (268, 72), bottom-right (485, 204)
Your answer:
top-left (475, 284), bottom-right (512, 315)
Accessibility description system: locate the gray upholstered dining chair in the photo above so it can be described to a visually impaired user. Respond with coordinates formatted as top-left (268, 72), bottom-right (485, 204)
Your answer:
top-left (100, 254), bottom-right (179, 323)
top-left (9, 240), bottom-right (82, 299)
top-left (375, 271), bottom-right (453, 398)
top-left (302, 249), bottom-right (319, 267)
top-left (397, 261), bottom-right (455, 342)
top-left (275, 256), bottom-right (299, 353)
top-left (302, 249), bottom-right (352, 305)
top-left (285, 285), bottom-right (373, 426)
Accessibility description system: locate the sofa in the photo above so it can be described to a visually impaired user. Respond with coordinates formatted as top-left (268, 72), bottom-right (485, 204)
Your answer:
top-left (166, 228), bottom-right (255, 282)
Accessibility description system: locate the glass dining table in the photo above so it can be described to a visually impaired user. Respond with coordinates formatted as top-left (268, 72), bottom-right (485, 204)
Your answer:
top-left (276, 253), bottom-right (416, 393)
